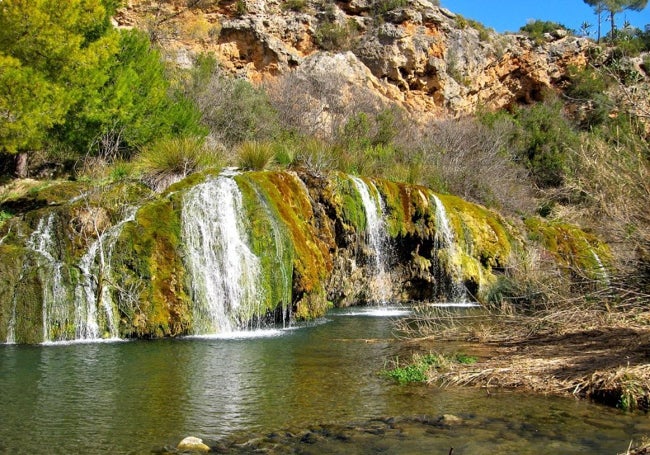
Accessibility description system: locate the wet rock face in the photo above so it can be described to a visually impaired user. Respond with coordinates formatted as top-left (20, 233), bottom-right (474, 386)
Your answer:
top-left (0, 172), bottom-right (609, 343)
top-left (119, 0), bottom-right (593, 118)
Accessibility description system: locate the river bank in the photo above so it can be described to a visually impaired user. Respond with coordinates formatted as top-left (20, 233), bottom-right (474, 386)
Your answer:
top-left (407, 321), bottom-right (650, 412)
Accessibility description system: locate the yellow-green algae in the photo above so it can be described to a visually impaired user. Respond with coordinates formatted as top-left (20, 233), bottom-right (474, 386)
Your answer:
top-left (524, 217), bottom-right (612, 280)
top-left (329, 172), bottom-right (369, 232)
top-left (235, 173), bottom-right (295, 321)
top-left (434, 193), bottom-right (517, 299)
top-left (114, 195), bottom-right (192, 338)
top-left (0, 244), bottom-right (28, 342)
top-left (237, 171), bottom-right (334, 319)
top-left (373, 179), bottom-right (434, 239)
top-left (0, 170), bottom-right (616, 343)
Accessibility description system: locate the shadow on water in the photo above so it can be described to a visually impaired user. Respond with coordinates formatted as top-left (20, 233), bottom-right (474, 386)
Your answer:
top-left (0, 306), bottom-right (647, 454)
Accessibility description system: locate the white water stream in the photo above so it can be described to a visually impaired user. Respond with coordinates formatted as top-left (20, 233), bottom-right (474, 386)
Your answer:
top-left (72, 208), bottom-right (136, 341)
top-left (431, 194), bottom-right (467, 302)
top-left (351, 176), bottom-right (391, 303)
top-left (181, 175), bottom-right (263, 334)
top-left (590, 249), bottom-right (611, 285)
top-left (26, 214), bottom-right (69, 342)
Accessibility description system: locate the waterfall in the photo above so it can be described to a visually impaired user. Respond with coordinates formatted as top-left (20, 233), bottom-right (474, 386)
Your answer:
top-left (249, 184), bottom-right (293, 327)
top-left (431, 195), bottom-right (467, 302)
top-left (26, 214), bottom-right (69, 342)
top-left (590, 249), bottom-right (611, 285)
top-left (72, 209), bottom-right (136, 341)
top-left (351, 176), bottom-right (391, 303)
top-left (181, 175), bottom-right (263, 334)
top-left (6, 292), bottom-right (17, 344)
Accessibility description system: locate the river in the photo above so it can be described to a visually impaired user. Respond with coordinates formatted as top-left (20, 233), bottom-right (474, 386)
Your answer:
top-left (0, 307), bottom-right (646, 454)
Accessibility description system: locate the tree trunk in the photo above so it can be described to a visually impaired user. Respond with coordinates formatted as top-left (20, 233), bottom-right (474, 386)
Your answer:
top-left (610, 10), bottom-right (616, 40)
top-left (15, 152), bottom-right (28, 178)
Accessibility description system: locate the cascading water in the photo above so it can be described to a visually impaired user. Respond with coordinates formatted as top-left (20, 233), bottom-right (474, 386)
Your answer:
top-left (249, 184), bottom-right (293, 327)
top-left (431, 195), bottom-right (467, 302)
top-left (26, 214), bottom-right (69, 342)
top-left (590, 249), bottom-right (611, 285)
top-left (181, 175), bottom-right (263, 334)
top-left (72, 208), bottom-right (136, 341)
top-left (351, 176), bottom-right (391, 304)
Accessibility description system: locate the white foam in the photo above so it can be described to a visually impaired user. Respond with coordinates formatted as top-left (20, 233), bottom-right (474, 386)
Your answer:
top-left (427, 302), bottom-right (480, 308)
top-left (40, 337), bottom-right (127, 347)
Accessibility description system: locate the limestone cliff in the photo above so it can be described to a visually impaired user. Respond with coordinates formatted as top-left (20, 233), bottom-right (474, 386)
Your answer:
top-left (115, 0), bottom-right (595, 120)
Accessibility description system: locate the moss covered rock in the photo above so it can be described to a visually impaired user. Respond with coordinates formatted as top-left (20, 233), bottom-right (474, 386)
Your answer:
top-left (0, 171), bottom-right (615, 343)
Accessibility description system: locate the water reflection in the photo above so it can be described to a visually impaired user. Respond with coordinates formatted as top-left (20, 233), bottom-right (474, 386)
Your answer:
top-left (0, 308), bottom-right (646, 454)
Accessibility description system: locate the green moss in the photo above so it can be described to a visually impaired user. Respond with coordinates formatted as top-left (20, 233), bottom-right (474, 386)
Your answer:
top-left (431, 193), bottom-right (517, 301)
top-left (236, 174), bottom-right (295, 319)
top-left (30, 181), bottom-right (91, 206)
top-left (439, 194), bottom-right (514, 270)
top-left (0, 245), bottom-right (26, 342)
top-left (114, 195), bottom-right (192, 338)
top-left (237, 171), bottom-right (333, 319)
top-left (374, 179), bottom-right (434, 239)
top-left (163, 168), bottom-right (219, 195)
top-left (524, 217), bottom-right (612, 279)
top-left (332, 174), bottom-right (367, 231)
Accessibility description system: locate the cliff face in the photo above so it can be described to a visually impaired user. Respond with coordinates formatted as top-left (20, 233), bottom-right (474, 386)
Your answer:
top-left (115, 0), bottom-right (593, 119)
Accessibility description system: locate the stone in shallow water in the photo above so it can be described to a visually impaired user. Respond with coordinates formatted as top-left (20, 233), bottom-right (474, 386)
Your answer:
top-left (177, 436), bottom-right (210, 452)
top-left (438, 414), bottom-right (463, 426)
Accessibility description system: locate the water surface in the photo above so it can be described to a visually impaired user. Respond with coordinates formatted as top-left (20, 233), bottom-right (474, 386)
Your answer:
top-left (0, 307), bottom-right (646, 454)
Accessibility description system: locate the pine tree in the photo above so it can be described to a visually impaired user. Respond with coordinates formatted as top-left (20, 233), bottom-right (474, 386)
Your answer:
top-left (0, 0), bottom-right (117, 176)
top-left (584, 0), bottom-right (649, 41)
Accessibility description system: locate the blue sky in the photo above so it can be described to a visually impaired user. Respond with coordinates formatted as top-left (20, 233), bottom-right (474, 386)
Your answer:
top-left (439, 1), bottom-right (650, 34)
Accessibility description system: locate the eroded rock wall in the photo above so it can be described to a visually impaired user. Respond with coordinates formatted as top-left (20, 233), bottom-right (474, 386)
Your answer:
top-left (116, 0), bottom-right (594, 119)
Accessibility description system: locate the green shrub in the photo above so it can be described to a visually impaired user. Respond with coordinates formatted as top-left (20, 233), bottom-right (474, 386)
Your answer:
top-left (372, 0), bottom-right (408, 16)
top-left (519, 20), bottom-right (570, 43)
top-left (512, 98), bottom-right (578, 188)
top-left (384, 363), bottom-right (428, 384)
top-left (135, 136), bottom-right (223, 190)
top-left (109, 160), bottom-right (136, 182)
top-left (382, 353), bottom-right (476, 385)
top-left (314, 19), bottom-right (359, 51)
top-left (235, 0), bottom-right (247, 16)
top-left (565, 65), bottom-right (609, 99)
top-left (294, 137), bottom-right (336, 174)
top-left (0, 210), bottom-right (12, 228)
top-left (236, 141), bottom-right (275, 170)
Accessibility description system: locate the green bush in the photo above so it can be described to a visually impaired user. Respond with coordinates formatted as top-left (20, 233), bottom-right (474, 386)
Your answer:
top-left (565, 65), bottom-right (609, 100)
top-left (314, 19), bottom-right (359, 51)
top-left (520, 20), bottom-right (570, 43)
top-left (372, 0), bottom-right (408, 16)
top-left (382, 353), bottom-right (477, 385)
top-left (383, 362), bottom-right (428, 384)
top-left (61, 29), bottom-right (206, 160)
top-left (294, 137), bottom-right (336, 174)
top-left (512, 99), bottom-right (578, 188)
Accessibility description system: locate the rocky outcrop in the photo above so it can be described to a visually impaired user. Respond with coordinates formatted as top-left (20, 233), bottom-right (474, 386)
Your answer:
top-left (116, 0), bottom-right (595, 118)
top-left (0, 170), bottom-right (611, 344)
